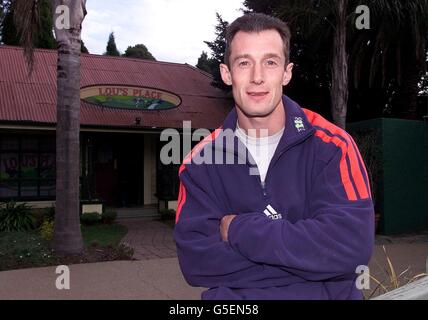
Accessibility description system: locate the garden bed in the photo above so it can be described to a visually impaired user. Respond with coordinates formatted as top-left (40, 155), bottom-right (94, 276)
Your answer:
top-left (0, 223), bottom-right (132, 272)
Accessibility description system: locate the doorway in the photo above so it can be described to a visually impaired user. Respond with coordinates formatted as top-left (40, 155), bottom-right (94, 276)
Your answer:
top-left (90, 133), bottom-right (144, 207)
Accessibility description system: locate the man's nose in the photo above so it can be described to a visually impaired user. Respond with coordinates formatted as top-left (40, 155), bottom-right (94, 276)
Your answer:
top-left (250, 63), bottom-right (264, 84)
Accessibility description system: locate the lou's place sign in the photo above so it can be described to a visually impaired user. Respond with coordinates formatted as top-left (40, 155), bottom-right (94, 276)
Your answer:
top-left (80, 85), bottom-right (181, 110)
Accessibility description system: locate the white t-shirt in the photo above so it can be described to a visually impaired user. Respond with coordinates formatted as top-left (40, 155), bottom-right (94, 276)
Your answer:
top-left (235, 122), bottom-right (284, 183)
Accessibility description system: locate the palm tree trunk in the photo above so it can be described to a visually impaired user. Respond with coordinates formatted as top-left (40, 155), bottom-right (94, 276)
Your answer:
top-left (330, 0), bottom-right (348, 129)
top-left (52, 0), bottom-right (86, 255)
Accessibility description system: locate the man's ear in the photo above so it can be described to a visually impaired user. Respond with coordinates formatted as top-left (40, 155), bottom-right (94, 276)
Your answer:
top-left (220, 63), bottom-right (232, 86)
top-left (282, 63), bottom-right (294, 86)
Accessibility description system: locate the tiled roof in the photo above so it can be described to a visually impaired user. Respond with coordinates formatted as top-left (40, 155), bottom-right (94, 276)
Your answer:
top-left (0, 45), bottom-right (232, 130)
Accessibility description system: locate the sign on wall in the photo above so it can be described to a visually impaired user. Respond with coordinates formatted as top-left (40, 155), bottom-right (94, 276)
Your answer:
top-left (80, 85), bottom-right (182, 110)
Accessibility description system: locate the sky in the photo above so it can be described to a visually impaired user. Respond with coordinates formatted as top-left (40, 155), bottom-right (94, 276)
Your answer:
top-left (81, 0), bottom-right (245, 66)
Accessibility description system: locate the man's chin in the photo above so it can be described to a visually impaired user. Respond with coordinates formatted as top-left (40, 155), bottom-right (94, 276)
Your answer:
top-left (241, 108), bottom-right (274, 118)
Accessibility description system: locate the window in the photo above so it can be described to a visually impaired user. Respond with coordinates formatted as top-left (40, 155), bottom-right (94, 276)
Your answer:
top-left (0, 135), bottom-right (56, 200)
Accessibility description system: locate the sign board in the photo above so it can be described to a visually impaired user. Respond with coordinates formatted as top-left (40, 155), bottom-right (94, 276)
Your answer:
top-left (80, 85), bottom-right (181, 110)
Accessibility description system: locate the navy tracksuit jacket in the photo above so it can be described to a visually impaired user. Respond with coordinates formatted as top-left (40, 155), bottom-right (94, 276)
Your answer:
top-left (173, 95), bottom-right (374, 300)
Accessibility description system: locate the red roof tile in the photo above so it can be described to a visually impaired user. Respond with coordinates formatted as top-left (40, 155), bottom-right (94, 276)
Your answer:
top-left (0, 45), bottom-right (232, 130)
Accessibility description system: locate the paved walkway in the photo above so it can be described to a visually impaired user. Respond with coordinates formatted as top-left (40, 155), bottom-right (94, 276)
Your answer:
top-left (118, 218), bottom-right (177, 260)
top-left (0, 218), bottom-right (426, 299)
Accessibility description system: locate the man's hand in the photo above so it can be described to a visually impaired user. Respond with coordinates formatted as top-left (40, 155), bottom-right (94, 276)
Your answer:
top-left (220, 214), bottom-right (236, 242)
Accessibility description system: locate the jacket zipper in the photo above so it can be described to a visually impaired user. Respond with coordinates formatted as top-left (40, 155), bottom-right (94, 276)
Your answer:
top-left (258, 129), bottom-right (314, 198)
top-left (260, 180), bottom-right (267, 196)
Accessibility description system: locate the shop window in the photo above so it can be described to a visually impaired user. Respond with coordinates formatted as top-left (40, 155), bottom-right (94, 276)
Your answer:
top-left (20, 180), bottom-right (38, 197)
top-left (1, 137), bottom-right (19, 150)
top-left (40, 180), bottom-right (56, 197)
top-left (0, 135), bottom-right (56, 200)
top-left (0, 180), bottom-right (19, 197)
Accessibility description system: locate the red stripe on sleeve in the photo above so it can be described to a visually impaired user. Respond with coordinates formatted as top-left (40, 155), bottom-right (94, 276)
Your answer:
top-left (179, 127), bottom-right (223, 175)
top-left (304, 109), bottom-right (370, 200)
top-left (349, 136), bottom-right (372, 197)
top-left (314, 130), bottom-right (358, 201)
top-left (176, 127), bottom-right (223, 223)
top-left (176, 182), bottom-right (186, 223)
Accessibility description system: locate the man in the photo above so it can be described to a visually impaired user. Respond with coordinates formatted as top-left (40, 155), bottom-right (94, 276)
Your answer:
top-left (173, 13), bottom-right (374, 300)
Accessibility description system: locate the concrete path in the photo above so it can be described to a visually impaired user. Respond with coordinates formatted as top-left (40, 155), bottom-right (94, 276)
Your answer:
top-left (0, 218), bottom-right (427, 300)
top-left (0, 258), bottom-right (203, 300)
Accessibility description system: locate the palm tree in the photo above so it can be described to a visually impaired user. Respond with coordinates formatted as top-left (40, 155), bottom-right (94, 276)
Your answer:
top-left (244, 0), bottom-right (428, 125)
top-left (351, 0), bottom-right (428, 120)
top-left (330, 0), bottom-right (348, 129)
top-left (14, 0), bottom-right (87, 254)
top-left (244, 0), bottom-right (350, 128)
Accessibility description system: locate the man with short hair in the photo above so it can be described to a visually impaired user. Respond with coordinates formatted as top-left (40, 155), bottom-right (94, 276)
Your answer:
top-left (174, 13), bottom-right (374, 300)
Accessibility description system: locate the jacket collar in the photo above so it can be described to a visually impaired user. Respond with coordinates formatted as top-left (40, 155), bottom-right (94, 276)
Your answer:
top-left (222, 95), bottom-right (314, 153)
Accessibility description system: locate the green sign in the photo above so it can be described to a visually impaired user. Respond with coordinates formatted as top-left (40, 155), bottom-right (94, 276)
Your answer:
top-left (80, 85), bottom-right (181, 110)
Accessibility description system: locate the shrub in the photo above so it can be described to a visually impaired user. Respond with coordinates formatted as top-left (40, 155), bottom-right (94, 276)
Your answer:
top-left (40, 220), bottom-right (54, 241)
top-left (102, 210), bottom-right (117, 224)
top-left (365, 245), bottom-right (428, 299)
top-left (116, 243), bottom-right (134, 260)
top-left (160, 208), bottom-right (176, 221)
top-left (29, 208), bottom-right (46, 229)
top-left (80, 212), bottom-right (102, 225)
top-left (44, 205), bottom-right (55, 222)
top-left (0, 201), bottom-right (35, 231)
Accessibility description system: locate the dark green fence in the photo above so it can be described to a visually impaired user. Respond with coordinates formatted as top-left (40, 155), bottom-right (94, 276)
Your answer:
top-left (348, 118), bottom-right (428, 235)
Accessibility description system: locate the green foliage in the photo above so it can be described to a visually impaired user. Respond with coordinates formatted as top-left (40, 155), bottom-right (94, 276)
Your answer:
top-left (0, 224), bottom-right (130, 271)
top-left (36, 0), bottom-right (56, 49)
top-left (243, 0), bottom-right (428, 120)
top-left (0, 230), bottom-right (55, 271)
top-left (123, 44), bottom-right (156, 61)
top-left (0, 0), bottom-right (18, 45)
top-left (101, 210), bottom-right (117, 224)
top-left (0, 201), bottom-right (35, 232)
top-left (115, 243), bottom-right (134, 260)
top-left (44, 205), bottom-right (55, 222)
top-left (203, 13), bottom-right (230, 91)
top-left (104, 32), bottom-right (120, 56)
top-left (40, 220), bottom-right (54, 241)
top-left (0, 0), bottom-right (11, 40)
top-left (81, 40), bottom-right (89, 54)
top-left (160, 208), bottom-right (176, 221)
top-left (196, 51), bottom-right (217, 75)
top-left (81, 224), bottom-right (128, 247)
top-left (80, 212), bottom-right (102, 226)
top-left (0, 0), bottom-right (56, 48)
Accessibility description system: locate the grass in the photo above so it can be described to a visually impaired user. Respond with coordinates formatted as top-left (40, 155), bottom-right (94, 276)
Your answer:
top-left (0, 223), bottom-right (129, 272)
top-left (81, 224), bottom-right (128, 247)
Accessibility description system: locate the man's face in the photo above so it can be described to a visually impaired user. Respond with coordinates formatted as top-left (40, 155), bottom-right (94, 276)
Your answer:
top-left (220, 30), bottom-right (293, 119)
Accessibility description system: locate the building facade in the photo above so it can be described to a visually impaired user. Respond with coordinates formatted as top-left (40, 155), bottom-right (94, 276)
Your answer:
top-left (0, 46), bottom-right (231, 217)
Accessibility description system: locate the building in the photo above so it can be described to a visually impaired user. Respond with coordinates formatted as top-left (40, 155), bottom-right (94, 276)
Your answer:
top-left (0, 45), bottom-right (232, 217)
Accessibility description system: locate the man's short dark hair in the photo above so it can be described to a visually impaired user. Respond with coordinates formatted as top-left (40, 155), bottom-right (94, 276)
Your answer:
top-left (224, 13), bottom-right (291, 68)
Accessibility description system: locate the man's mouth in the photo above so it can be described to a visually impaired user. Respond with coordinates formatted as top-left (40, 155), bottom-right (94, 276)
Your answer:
top-left (247, 91), bottom-right (269, 101)
top-left (247, 91), bottom-right (268, 96)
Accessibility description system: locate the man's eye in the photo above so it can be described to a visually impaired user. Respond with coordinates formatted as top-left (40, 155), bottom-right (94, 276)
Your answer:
top-left (266, 60), bottom-right (278, 66)
top-left (238, 60), bottom-right (250, 67)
